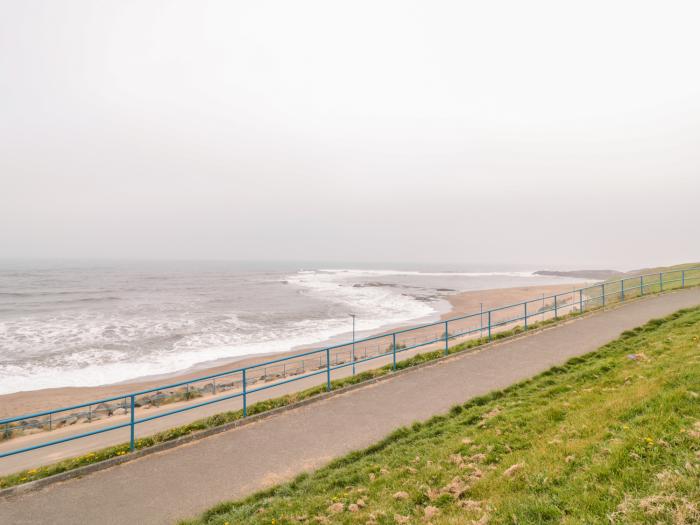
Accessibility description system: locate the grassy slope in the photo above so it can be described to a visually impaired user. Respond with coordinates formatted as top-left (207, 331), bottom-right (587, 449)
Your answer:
top-left (583, 263), bottom-right (700, 306)
top-left (623, 262), bottom-right (700, 278)
top-left (183, 307), bottom-right (700, 525)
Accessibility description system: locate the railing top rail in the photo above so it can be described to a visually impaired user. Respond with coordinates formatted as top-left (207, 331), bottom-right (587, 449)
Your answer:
top-left (2, 266), bottom-right (699, 425)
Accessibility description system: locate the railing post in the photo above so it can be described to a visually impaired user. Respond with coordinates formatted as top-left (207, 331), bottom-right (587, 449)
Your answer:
top-left (621, 279), bottom-right (625, 301)
top-left (48, 413), bottom-right (52, 431)
top-left (129, 395), bottom-right (135, 452)
top-left (554, 295), bottom-right (558, 318)
top-left (88, 405), bottom-right (92, 423)
top-left (326, 348), bottom-right (331, 391)
top-left (524, 302), bottom-right (528, 330)
top-left (242, 369), bottom-right (247, 417)
top-left (601, 283), bottom-right (605, 307)
top-left (392, 333), bottom-right (397, 370)
top-left (659, 272), bottom-right (663, 292)
top-left (212, 378), bottom-right (216, 395)
top-left (682, 270), bottom-right (686, 288)
top-left (640, 276), bottom-right (644, 296)
top-left (487, 310), bottom-right (492, 341)
top-left (579, 289), bottom-right (583, 312)
top-left (444, 321), bottom-right (449, 355)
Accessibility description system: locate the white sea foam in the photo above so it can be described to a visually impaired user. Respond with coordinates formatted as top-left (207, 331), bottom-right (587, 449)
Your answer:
top-left (285, 269), bottom-right (436, 331)
top-left (0, 316), bottom-right (357, 394)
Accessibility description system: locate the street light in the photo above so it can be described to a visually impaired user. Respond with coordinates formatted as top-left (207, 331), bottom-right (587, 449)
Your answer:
top-left (350, 314), bottom-right (356, 375)
top-left (479, 303), bottom-right (483, 339)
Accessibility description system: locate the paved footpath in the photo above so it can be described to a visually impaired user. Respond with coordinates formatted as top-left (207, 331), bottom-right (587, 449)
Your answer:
top-left (2, 289), bottom-right (699, 525)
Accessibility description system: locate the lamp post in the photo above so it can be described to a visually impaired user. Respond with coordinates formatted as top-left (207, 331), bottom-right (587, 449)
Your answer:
top-left (350, 314), bottom-right (356, 375)
top-left (542, 293), bottom-right (545, 321)
top-left (479, 303), bottom-right (483, 339)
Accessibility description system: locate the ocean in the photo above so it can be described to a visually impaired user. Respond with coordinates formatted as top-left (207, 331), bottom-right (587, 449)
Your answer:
top-left (0, 261), bottom-right (578, 394)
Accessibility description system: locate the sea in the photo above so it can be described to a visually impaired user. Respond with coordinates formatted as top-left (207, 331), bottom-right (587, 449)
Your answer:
top-left (0, 261), bottom-right (582, 395)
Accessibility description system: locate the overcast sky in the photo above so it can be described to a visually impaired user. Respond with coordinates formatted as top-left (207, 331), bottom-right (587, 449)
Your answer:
top-left (1, 1), bottom-right (698, 269)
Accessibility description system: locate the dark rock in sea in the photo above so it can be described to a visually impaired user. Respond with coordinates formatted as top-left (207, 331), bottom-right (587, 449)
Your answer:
top-left (353, 282), bottom-right (398, 288)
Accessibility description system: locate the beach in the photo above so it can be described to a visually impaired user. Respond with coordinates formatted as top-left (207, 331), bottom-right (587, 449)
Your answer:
top-left (0, 282), bottom-right (583, 419)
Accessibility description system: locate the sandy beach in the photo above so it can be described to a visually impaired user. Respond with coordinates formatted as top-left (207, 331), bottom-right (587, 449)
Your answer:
top-left (0, 282), bottom-right (584, 419)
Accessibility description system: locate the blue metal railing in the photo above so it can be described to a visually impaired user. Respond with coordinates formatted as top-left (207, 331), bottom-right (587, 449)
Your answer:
top-left (1, 266), bottom-right (698, 461)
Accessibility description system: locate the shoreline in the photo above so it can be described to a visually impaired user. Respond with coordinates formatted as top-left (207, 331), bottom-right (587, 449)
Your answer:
top-left (0, 282), bottom-right (584, 419)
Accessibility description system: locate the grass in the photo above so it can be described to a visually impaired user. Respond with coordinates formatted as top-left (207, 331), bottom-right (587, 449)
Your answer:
top-left (180, 306), bottom-right (700, 525)
top-left (582, 264), bottom-right (700, 310)
top-left (621, 262), bottom-right (700, 279)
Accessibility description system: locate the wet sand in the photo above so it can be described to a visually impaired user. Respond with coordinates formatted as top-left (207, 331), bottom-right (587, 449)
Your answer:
top-left (0, 282), bottom-right (583, 419)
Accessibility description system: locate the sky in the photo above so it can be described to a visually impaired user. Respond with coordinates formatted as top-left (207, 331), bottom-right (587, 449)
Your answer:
top-left (1, 1), bottom-right (699, 270)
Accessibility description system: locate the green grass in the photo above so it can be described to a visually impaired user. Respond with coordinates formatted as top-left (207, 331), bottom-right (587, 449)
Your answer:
top-left (181, 306), bottom-right (700, 525)
top-left (621, 262), bottom-right (700, 280)
top-left (582, 263), bottom-right (700, 309)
